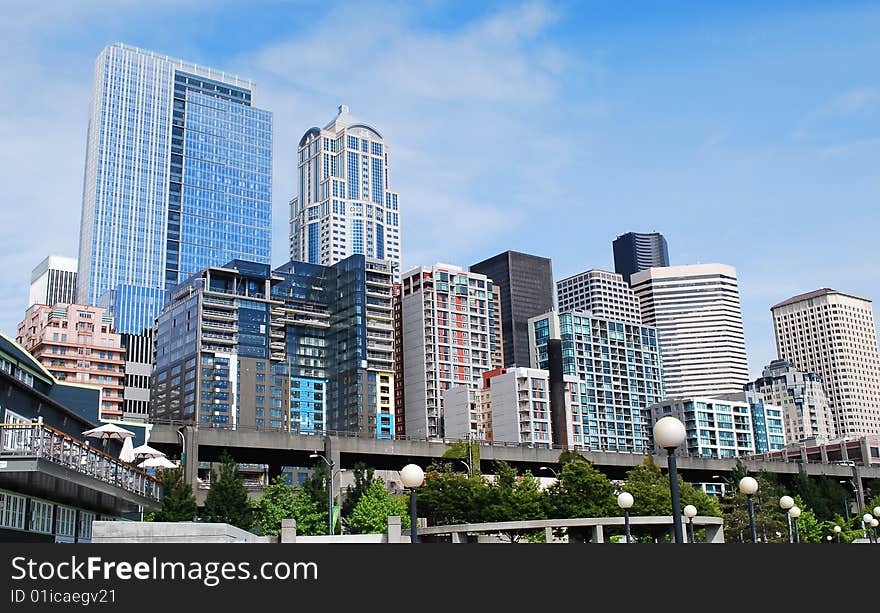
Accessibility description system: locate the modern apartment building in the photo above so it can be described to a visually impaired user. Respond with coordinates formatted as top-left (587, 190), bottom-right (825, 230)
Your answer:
top-left (445, 367), bottom-right (560, 447)
top-left (119, 331), bottom-right (153, 422)
top-left (29, 256), bottom-right (77, 308)
top-left (631, 264), bottom-right (749, 398)
top-left (556, 269), bottom-right (642, 324)
top-left (529, 311), bottom-right (664, 453)
top-left (744, 359), bottom-right (835, 443)
top-left (400, 264), bottom-right (494, 438)
top-left (470, 251), bottom-right (554, 369)
top-left (77, 43), bottom-right (272, 334)
top-left (651, 395), bottom-right (786, 458)
top-left (16, 303), bottom-right (125, 420)
top-left (612, 231), bottom-right (669, 284)
top-left (152, 255), bottom-right (394, 438)
top-left (0, 334), bottom-right (161, 542)
top-left (771, 288), bottom-right (880, 437)
top-left (490, 284), bottom-right (505, 369)
top-left (289, 105), bottom-right (401, 281)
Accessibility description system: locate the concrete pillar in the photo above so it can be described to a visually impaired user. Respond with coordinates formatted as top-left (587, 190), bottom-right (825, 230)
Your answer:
top-left (859, 438), bottom-right (870, 466)
top-left (387, 516), bottom-right (401, 543)
top-left (820, 445), bottom-right (829, 464)
top-left (800, 445), bottom-right (808, 464)
top-left (840, 441), bottom-right (849, 462)
top-left (590, 525), bottom-right (604, 544)
top-left (450, 532), bottom-right (464, 543)
top-left (545, 526), bottom-right (555, 543)
top-left (281, 519), bottom-right (297, 543)
top-left (183, 425), bottom-right (199, 493)
top-left (324, 437), bottom-right (342, 517)
top-left (705, 523), bottom-right (725, 543)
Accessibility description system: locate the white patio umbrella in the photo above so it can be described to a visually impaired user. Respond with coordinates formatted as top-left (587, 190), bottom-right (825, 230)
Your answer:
top-left (138, 456), bottom-right (178, 470)
top-left (82, 422), bottom-right (136, 452)
top-left (131, 444), bottom-right (166, 459)
top-left (119, 436), bottom-right (136, 463)
top-left (81, 423), bottom-right (136, 440)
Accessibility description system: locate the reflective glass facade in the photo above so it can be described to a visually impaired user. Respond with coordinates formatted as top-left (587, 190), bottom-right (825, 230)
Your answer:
top-left (78, 44), bottom-right (272, 334)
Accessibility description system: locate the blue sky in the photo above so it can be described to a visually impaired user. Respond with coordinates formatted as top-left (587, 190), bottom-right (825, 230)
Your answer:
top-left (1, 0), bottom-right (879, 378)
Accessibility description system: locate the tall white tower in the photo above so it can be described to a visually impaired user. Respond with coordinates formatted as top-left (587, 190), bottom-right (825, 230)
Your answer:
top-left (289, 105), bottom-right (401, 280)
top-left (631, 264), bottom-right (749, 398)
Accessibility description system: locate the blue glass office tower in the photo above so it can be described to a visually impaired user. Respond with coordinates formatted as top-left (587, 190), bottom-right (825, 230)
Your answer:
top-left (612, 232), bottom-right (669, 284)
top-left (77, 43), bottom-right (272, 334)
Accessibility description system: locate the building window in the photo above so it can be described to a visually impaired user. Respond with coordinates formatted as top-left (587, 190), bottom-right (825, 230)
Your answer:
top-left (0, 493), bottom-right (26, 530)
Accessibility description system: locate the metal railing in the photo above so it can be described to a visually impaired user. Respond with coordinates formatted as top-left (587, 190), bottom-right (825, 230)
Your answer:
top-left (0, 423), bottom-right (162, 502)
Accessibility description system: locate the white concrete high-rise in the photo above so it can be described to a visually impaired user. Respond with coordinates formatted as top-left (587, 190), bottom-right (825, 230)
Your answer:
top-left (289, 105), bottom-right (401, 281)
top-left (556, 269), bottom-right (642, 324)
top-left (29, 256), bottom-right (78, 307)
top-left (771, 289), bottom-right (880, 437)
top-left (400, 264), bottom-right (494, 438)
top-left (631, 264), bottom-right (748, 398)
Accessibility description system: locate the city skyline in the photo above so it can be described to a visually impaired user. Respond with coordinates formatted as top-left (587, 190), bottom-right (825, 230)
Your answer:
top-left (2, 1), bottom-right (880, 379)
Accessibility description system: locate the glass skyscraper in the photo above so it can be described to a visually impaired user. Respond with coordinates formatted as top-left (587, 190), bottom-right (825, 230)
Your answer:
top-left (612, 232), bottom-right (669, 284)
top-left (77, 43), bottom-right (272, 334)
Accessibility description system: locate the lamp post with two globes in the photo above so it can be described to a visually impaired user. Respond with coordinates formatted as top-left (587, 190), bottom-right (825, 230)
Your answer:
top-left (779, 495), bottom-right (795, 543)
top-left (653, 416), bottom-right (687, 544)
top-left (617, 492), bottom-right (634, 543)
top-left (400, 464), bottom-right (424, 544)
top-left (739, 476), bottom-right (759, 543)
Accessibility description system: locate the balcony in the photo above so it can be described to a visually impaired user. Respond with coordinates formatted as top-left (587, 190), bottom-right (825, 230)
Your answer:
top-left (202, 320), bottom-right (238, 332)
top-left (203, 308), bottom-right (236, 321)
top-left (202, 295), bottom-right (236, 309)
top-left (0, 423), bottom-right (162, 513)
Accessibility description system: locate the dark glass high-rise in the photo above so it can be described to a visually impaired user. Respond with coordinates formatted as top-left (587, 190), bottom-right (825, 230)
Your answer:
top-left (612, 232), bottom-right (669, 284)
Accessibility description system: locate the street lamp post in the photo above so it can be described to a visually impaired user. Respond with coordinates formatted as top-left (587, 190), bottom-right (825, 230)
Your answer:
top-left (400, 464), bottom-right (425, 544)
top-left (834, 524), bottom-right (842, 543)
top-left (863, 513), bottom-right (873, 542)
top-left (780, 495), bottom-right (795, 543)
top-left (683, 504), bottom-right (697, 544)
top-left (790, 506), bottom-right (801, 543)
top-left (739, 477), bottom-right (759, 544)
top-left (539, 466), bottom-right (558, 479)
top-left (653, 416), bottom-right (687, 544)
top-left (617, 492), bottom-right (634, 544)
top-left (309, 453), bottom-right (335, 536)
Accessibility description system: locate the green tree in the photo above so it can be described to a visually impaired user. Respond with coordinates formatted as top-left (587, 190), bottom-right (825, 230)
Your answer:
top-left (791, 496), bottom-right (824, 543)
top-left (253, 476), bottom-right (297, 536)
top-left (621, 458), bottom-right (721, 542)
top-left (349, 479), bottom-right (410, 534)
top-left (417, 464), bottom-right (487, 525)
top-left (720, 470), bottom-right (787, 543)
top-left (203, 450), bottom-right (253, 531)
top-left (482, 462), bottom-right (546, 542)
top-left (152, 466), bottom-right (197, 522)
top-left (442, 440), bottom-right (480, 476)
top-left (341, 463), bottom-right (375, 522)
top-left (299, 460), bottom-right (334, 533)
top-left (544, 457), bottom-right (616, 541)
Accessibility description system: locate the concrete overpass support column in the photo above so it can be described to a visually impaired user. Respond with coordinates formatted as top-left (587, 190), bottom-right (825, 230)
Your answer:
top-left (800, 446), bottom-right (808, 464)
top-left (590, 525), bottom-right (604, 543)
top-left (705, 524), bottom-right (725, 543)
top-left (840, 441), bottom-right (849, 462)
top-left (820, 446), bottom-right (828, 463)
top-left (860, 439), bottom-right (870, 466)
top-left (324, 437), bottom-right (342, 521)
top-left (183, 425), bottom-right (199, 493)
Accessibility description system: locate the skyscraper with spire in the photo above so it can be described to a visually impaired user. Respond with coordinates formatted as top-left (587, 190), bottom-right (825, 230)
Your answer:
top-left (289, 105), bottom-right (401, 280)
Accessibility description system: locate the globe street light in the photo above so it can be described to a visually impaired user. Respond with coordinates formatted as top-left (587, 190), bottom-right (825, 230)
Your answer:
top-left (683, 504), bottom-right (697, 544)
top-left (739, 476), bottom-right (759, 544)
top-left (863, 513), bottom-right (873, 542)
top-left (617, 492), bottom-right (634, 544)
top-left (790, 506), bottom-right (802, 543)
top-left (400, 464), bottom-right (425, 544)
top-left (780, 495), bottom-right (795, 543)
top-left (653, 416), bottom-right (687, 544)
top-left (871, 518), bottom-right (879, 544)
top-left (826, 535), bottom-right (833, 542)
top-left (834, 524), bottom-right (842, 543)
top-left (309, 453), bottom-right (335, 536)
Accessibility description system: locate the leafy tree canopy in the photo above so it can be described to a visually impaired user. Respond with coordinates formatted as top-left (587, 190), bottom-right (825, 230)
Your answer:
top-left (203, 450), bottom-right (253, 531)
